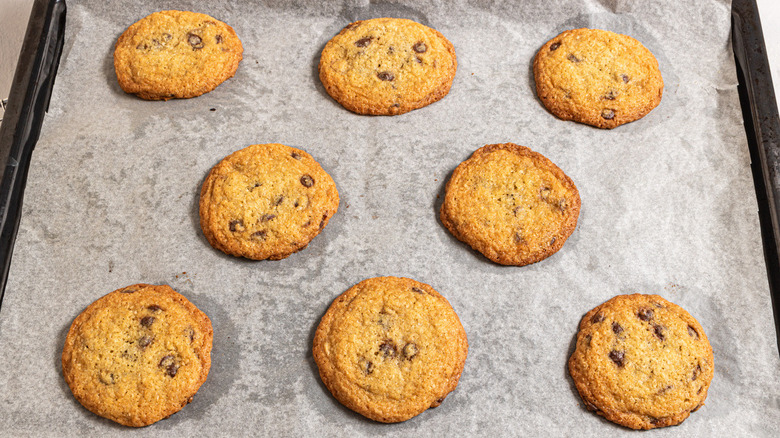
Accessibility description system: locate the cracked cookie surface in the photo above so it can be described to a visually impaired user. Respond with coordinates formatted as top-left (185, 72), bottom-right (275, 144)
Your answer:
top-left (114, 10), bottom-right (243, 100)
top-left (199, 143), bottom-right (339, 260)
top-left (533, 28), bottom-right (663, 128)
top-left (569, 294), bottom-right (714, 429)
top-left (440, 143), bottom-right (580, 266)
top-left (61, 284), bottom-right (213, 427)
top-left (313, 276), bottom-right (468, 423)
top-left (319, 17), bottom-right (457, 115)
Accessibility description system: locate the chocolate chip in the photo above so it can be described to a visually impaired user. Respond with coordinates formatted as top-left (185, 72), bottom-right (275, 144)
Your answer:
top-left (187, 32), bottom-right (204, 50)
top-left (120, 287), bottom-right (137, 294)
top-left (346, 22), bottom-right (360, 31)
top-left (364, 360), bottom-right (374, 375)
top-left (603, 90), bottom-right (618, 100)
top-left (291, 152), bottom-right (302, 160)
top-left (355, 37), bottom-right (372, 48)
top-left (147, 305), bottom-right (163, 312)
top-left (692, 364), bottom-right (702, 381)
top-left (260, 214), bottom-right (276, 222)
top-left (185, 327), bottom-right (195, 343)
top-left (656, 385), bottom-right (673, 395)
top-left (411, 287), bottom-right (425, 294)
top-left (215, 34), bottom-right (223, 44)
top-left (637, 308), bottom-right (654, 321)
top-left (274, 195), bottom-right (285, 206)
top-left (609, 350), bottom-right (625, 367)
top-left (652, 323), bottom-right (665, 341)
top-left (140, 316), bottom-right (155, 327)
top-left (590, 312), bottom-right (605, 324)
top-left (612, 322), bottom-right (623, 334)
top-left (567, 54), bottom-right (580, 63)
top-left (584, 400), bottom-right (599, 412)
top-left (159, 355), bottom-right (179, 377)
top-left (300, 175), bottom-right (314, 187)
top-left (379, 340), bottom-right (397, 359)
top-left (319, 214), bottom-right (327, 230)
top-left (387, 46), bottom-right (395, 54)
top-left (415, 56), bottom-right (422, 64)
top-left (550, 42), bottom-right (561, 51)
top-left (138, 335), bottom-right (153, 349)
top-left (514, 232), bottom-right (524, 244)
top-left (549, 237), bottom-right (557, 246)
top-left (162, 33), bottom-right (172, 42)
top-left (601, 109), bottom-right (615, 120)
top-left (621, 74), bottom-right (630, 83)
top-left (402, 342), bottom-right (419, 360)
top-left (688, 325), bottom-right (699, 339)
top-left (229, 219), bottom-right (244, 232)
top-left (583, 334), bottom-right (592, 346)
top-left (377, 71), bottom-right (395, 81)
top-left (251, 230), bottom-right (267, 240)
top-left (413, 41), bottom-right (427, 53)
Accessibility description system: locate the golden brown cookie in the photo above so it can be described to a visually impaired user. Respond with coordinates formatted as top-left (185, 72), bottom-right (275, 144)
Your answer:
top-left (61, 284), bottom-right (213, 427)
top-left (440, 143), bottom-right (580, 266)
top-left (114, 10), bottom-right (243, 100)
top-left (199, 143), bottom-right (339, 260)
top-left (533, 28), bottom-right (663, 129)
top-left (569, 294), bottom-right (714, 429)
top-left (318, 18), bottom-right (457, 115)
top-left (313, 277), bottom-right (468, 423)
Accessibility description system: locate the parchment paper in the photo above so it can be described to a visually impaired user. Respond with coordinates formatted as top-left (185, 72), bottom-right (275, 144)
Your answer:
top-left (1, 0), bottom-right (778, 436)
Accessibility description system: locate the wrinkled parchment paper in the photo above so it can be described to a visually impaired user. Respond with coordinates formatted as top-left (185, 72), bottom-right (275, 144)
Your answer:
top-left (1, 0), bottom-right (778, 436)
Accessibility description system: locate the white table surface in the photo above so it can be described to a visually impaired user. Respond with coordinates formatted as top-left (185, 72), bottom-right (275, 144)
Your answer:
top-left (0, 0), bottom-right (778, 113)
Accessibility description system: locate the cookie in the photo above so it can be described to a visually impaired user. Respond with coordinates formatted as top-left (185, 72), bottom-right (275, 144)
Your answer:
top-left (313, 276), bottom-right (468, 423)
top-left (319, 18), bottom-right (457, 115)
top-left (199, 143), bottom-right (339, 260)
top-left (568, 294), bottom-right (714, 429)
top-left (440, 143), bottom-right (580, 266)
top-left (533, 28), bottom-right (663, 128)
top-left (114, 10), bottom-right (243, 100)
top-left (61, 284), bottom-right (213, 427)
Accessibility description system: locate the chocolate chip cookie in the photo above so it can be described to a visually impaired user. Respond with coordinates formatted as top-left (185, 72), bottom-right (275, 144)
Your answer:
top-left (199, 143), bottom-right (339, 260)
top-left (569, 294), bottom-right (714, 429)
top-left (114, 10), bottom-right (243, 100)
top-left (319, 18), bottom-right (457, 115)
top-left (61, 284), bottom-right (213, 427)
top-left (533, 28), bottom-right (663, 128)
top-left (440, 143), bottom-right (580, 266)
top-left (313, 277), bottom-right (468, 423)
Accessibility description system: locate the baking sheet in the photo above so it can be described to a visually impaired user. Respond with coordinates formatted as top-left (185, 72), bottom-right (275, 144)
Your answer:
top-left (1, 0), bottom-right (779, 435)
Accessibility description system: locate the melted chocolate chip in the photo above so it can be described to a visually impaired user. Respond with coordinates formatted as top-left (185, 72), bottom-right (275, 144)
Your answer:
top-left (411, 287), bottom-right (425, 294)
top-left (300, 175), bottom-right (314, 187)
top-left (590, 312), bottom-right (605, 324)
top-left (138, 335), bottom-right (153, 349)
top-left (567, 54), bottom-right (580, 63)
top-left (402, 342), bottom-right (419, 360)
top-left (215, 34), bottom-right (223, 44)
top-left (140, 316), bottom-right (155, 327)
top-left (185, 327), bottom-right (195, 343)
top-left (355, 37), bottom-right (372, 48)
top-left (229, 219), bottom-right (244, 232)
top-left (612, 322), bottom-right (623, 334)
top-left (692, 364), bottom-right (702, 381)
top-left (688, 325), bottom-right (699, 339)
top-left (609, 350), bottom-right (625, 367)
top-left (251, 230), bottom-right (267, 240)
top-left (291, 152), bottom-right (302, 160)
top-left (549, 236), bottom-right (557, 246)
top-left (637, 308), bottom-right (654, 321)
top-left (377, 71), bottom-right (395, 81)
top-left (379, 340), bottom-right (397, 359)
top-left (159, 355), bottom-right (179, 377)
top-left (187, 33), bottom-right (204, 50)
top-left (260, 214), bottom-right (276, 222)
top-left (621, 74), bottom-right (630, 83)
top-left (147, 305), bottom-right (163, 312)
top-left (652, 323), bottom-right (665, 341)
top-left (364, 360), bottom-right (374, 375)
top-left (413, 41), bottom-right (427, 53)
top-left (319, 214), bottom-right (327, 230)
top-left (550, 42), bottom-right (561, 51)
top-left (601, 109), bottom-right (615, 120)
